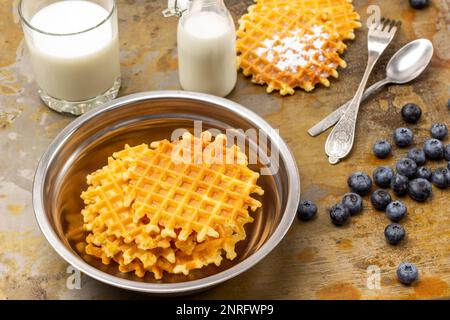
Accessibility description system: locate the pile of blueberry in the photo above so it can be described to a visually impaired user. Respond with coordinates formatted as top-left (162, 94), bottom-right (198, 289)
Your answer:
top-left (298, 101), bottom-right (449, 286)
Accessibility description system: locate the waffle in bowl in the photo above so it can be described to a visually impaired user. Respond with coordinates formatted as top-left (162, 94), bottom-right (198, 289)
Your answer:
top-left (76, 131), bottom-right (264, 279)
top-left (237, 0), bottom-right (361, 95)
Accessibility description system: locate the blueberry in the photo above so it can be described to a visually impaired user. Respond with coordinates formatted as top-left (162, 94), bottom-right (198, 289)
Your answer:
top-left (431, 168), bottom-right (450, 189)
top-left (394, 128), bottom-right (414, 147)
top-left (401, 103), bottom-right (422, 123)
top-left (448, 98), bottom-right (450, 110)
top-left (430, 123), bottom-right (448, 140)
top-left (329, 204), bottom-right (350, 226)
top-left (397, 263), bottom-right (419, 285)
top-left (341, 193), bottom-right (363, 215)
top-left (373, 166), bottom-right (394, 188)
top-left (373, 140), bottom-right (392, 159)
top-left (347, 172), bottom-right (372, 196)
top-left (423, 138), bottom-right (444, 160)
top-left (416, 166), bottom-right (432, 181)
top-left (408, 178), bottom-right (432, 202)
top-left (386, 201), bottom-right (408, 222)
top-left (409, 0), bottom-right (430, 9)
top-left (384, 223), bottom-right (406, 245)
top-left (370, 189), bottom-right (392, 211)
top-left (448, 161), bottom-right (450, 170)
top-left (391, 174), bottom-right (409, 196)
top-left (396, 157), bottom-right (418, 179)
top-left (444, 144), bottom-right (450, 161)
top-left (407, 148), bottom-right (426, 166)
top-left (297, 200), bottom-right (317, 221)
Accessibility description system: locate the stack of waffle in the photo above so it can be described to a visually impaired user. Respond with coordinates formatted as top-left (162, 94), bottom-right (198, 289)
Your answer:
top-left (237, 0), bottom-right (361, 95)
top-left (78, 132), bottom-right (264, 279)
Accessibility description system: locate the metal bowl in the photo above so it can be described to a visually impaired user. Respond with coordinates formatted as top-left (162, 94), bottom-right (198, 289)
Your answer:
top-left (32, 91), bottom-right (300, 295)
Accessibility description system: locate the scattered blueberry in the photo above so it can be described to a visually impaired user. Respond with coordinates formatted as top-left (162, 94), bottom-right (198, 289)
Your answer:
top-left (409, 0), bottom-right (430, 10)
top-left (373, 140), bottom-right (392, 159)
top-left (384, 223), bottom-right (406, 245)
top-left (448, 98), bottom-right (450, 110)
top-left (423, 138), bottom-right (444, 160)
top-left (444, 144), bottom-right (450, 161)
top-left (373, 166), bottom-right (394, 188)
top-left (396, 157), bottom-right (418, 179)
top-left (448, 161), bottom-right (450, 170)
top-left (408, 178), bottom-right (432, 202)
top-left (401, 103), bottom-right (422, 123)
top-left (416, 166), bottom-right (432, 181)
top-left (391, 174), bottom-right (409, 196)
top-left (386, 201), bottom-right (408, 222)
top-left (431, 168), bottom-right (450, 189)
top-left (329, 204), bottom-right (350, 226)
top-left (297, 200), bottom-right (318, 221)
top-left (397, 263), bottom-right (419, 285)
top-left (407, 148), bottom-right (426, 166)
top-left (430, 123), bottom-right (448, 140)
top-left (341, 193), bottom-right (363, 215)
top-left (347, 172), bottom-right (372, 196)
top-left (370, 189), bottom-right (392, 211)
top-left (393, 128), bottom-right (414, 147)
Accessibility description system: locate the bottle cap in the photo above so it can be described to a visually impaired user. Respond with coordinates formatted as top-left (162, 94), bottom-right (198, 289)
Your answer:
top-left (162, 0), bottom-right (191, 17)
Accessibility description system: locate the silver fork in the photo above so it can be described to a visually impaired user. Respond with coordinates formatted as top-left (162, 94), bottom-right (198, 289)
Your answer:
top-left (324, 18), bottom-right (399, 164)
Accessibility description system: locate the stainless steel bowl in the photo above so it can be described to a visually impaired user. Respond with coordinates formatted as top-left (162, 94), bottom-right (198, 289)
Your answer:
top-left (32, 91), bottom-right (300, 295)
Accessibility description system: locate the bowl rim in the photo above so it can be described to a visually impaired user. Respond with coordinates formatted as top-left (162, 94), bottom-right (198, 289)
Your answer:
top-left (32, 90), bottom-right (300, 294)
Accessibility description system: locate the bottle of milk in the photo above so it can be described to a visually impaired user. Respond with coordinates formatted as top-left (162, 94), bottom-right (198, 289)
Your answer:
top-left (177, 0), bottom-right (237, 97)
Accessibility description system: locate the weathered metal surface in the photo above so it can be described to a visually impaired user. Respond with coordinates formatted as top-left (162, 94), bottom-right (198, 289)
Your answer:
top-left (0, 0), bottom-right (449, 299)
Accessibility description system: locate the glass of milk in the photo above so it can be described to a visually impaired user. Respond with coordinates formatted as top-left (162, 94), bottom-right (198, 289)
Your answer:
top-left (19, 0), bottom-right (121, 115)
top-left (177, 0), bottom-right (237, 97)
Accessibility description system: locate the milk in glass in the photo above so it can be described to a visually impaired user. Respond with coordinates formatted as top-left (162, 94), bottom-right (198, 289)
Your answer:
top-left (22, 0), bottom-right (120, 103)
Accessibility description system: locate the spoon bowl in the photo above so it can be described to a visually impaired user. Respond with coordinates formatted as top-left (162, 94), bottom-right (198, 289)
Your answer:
top-left (387, 39), bottom-right (434, 83)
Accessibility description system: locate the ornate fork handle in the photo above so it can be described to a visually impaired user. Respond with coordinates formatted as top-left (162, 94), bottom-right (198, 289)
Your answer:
top-left (325, 106), bottom-right (359, 164)
top-left (325, 53), bottom-right (380, 164)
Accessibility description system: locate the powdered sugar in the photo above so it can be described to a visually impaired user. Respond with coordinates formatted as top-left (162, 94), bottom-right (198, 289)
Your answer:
top-left (313, 39), bottom-right (325, 49)
top-left (253, 24), bottom-right (332, 73)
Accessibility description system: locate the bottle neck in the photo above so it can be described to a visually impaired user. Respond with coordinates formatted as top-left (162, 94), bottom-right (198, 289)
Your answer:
top-left (190, 0), bottom-right (225, 11)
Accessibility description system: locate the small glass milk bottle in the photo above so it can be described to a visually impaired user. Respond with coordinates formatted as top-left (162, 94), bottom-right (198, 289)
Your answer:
top-left (176, 0), bottom-right (237, 97)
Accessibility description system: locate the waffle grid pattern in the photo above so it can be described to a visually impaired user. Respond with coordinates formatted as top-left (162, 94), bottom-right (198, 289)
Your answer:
top-left (237, 0), bottom-right (361, 95)
top-left (76, 132), bottom-right (263, 279)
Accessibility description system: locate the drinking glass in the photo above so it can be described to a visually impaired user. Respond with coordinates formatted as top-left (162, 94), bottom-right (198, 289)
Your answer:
top-left (19, 0), bottom-right (121, 115)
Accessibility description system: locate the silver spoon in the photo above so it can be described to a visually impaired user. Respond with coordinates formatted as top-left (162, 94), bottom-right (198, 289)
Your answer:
top-left (308, 39), bottom-right (434, 137)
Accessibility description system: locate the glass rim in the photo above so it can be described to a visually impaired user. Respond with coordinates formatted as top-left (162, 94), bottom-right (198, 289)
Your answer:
top-left (18, 0), bottom-right (116, 37)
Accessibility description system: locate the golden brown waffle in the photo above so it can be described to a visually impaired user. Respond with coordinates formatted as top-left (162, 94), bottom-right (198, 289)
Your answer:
top-left (237, 0), bottom-right (361, 95)
top-left (79, 132), bottom-right (264, 279)
top-left (123, 132), bottom-right (263, 243)
top-left (255, 0), bottom-right (361, 40)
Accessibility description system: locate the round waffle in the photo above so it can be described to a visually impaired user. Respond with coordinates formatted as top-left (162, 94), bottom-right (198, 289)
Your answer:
top-left (237, 0), bottom-right (361, 95)
top-left (78, 132), bottom-right (264, 279)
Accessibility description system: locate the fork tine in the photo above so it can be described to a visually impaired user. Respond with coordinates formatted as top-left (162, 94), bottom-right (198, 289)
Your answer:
top-left (389, 20), bottom-right (401, 34)
top-left (376, 17), bottom-right (389, 31)
top-left (390, 20), bottom-right (398, 32)
top-left (386, 19), bottom-right (395, 32)
top-left (382, 18), bottom-right (392, 32)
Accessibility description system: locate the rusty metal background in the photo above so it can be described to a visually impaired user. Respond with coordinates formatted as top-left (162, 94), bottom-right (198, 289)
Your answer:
top-left (0, 0), bottom-right (449, 299)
